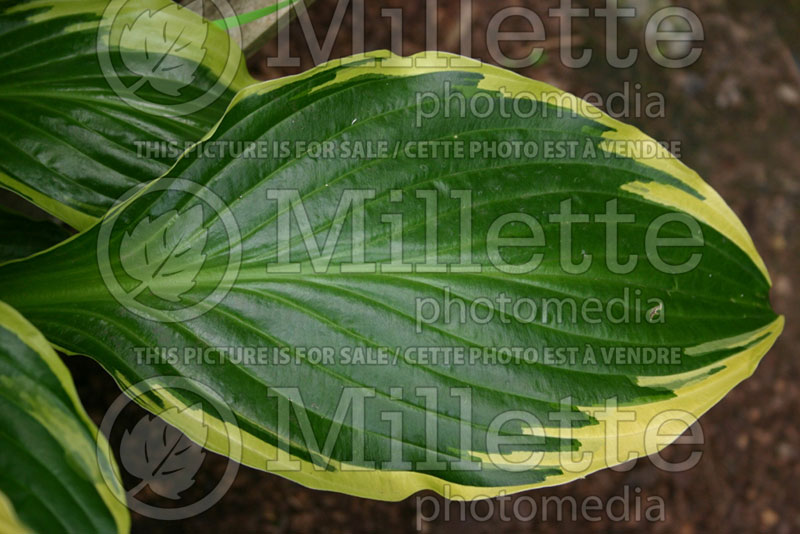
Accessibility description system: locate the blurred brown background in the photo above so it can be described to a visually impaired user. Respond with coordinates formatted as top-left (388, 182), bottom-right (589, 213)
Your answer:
top-left (69, 0), bottom-right (799, 532)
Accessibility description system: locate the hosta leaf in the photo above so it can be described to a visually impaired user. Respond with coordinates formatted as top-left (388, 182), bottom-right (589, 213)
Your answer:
top-left (0, 0), bottom-right (255, 230)
top-left (0, 206), bottom-right (71, 263)
top-left (0, 51), bottom-right (783, 500)
top-left (0, 301), bottom-right (130, 533)
top-left (0, 490), bottom-right (32, 534)
top-left (185, 0), bottom-right (312, 57)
